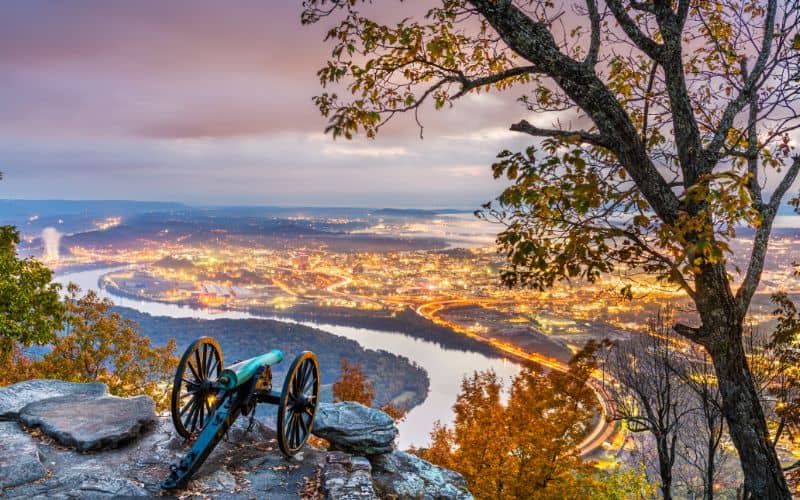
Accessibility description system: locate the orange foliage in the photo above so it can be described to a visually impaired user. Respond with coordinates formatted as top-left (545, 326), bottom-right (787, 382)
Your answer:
top-left (413, 344), bottom-right (619, 499)
top-left (332, 358), bottom-right (407, 422)
top-left (1, 285), bottom-right (178, 410)
top-left (380, 401), bottom-right (407, 422)
top-left (332, 359), bottom-right (374, 406)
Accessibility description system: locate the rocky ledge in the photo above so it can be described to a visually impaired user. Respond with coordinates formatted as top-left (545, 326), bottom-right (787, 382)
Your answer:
top-left (0, 380), bottom-right (472, 499)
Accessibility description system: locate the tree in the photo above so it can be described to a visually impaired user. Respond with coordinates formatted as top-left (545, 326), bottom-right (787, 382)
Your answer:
top-left (414, 345), bottom-right (653, 498)
top-left (332, 359), bottom-right (375, 405)
top-left (767, 293), bottom-right (800, 449)
top-left (304, 1), bottom-right (800, 496)
top-left (0, 226), bottom-right (64, 354)
top-left (27, 285), bottom-right (178, 410)
top-left (606, 309), bottom-right (692, 499)
top-left (332, 358), bottom-right (408, 420)
top-left (606, 309), bottom-right (731, 498)
top-left (674, 351), bottom-right (727, 500)
top-left (746, 291), bottom-right (800, 495)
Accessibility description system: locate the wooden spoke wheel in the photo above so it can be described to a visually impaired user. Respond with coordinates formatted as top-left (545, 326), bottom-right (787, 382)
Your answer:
top-left (170, 337), bottom-right (224, 438)
top-left (277, 351), bottom-right (320, 456)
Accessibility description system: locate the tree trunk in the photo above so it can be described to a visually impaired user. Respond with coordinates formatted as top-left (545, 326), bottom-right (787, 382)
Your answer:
top-left (705, 321), bottom-right (790, 498)
top-left (704, 407), bottom-right (720, 500)
top-left (656, 435), bottom-right (673, 500)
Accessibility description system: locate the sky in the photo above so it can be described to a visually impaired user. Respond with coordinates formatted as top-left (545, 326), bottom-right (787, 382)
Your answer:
top-left (0, 1), bottom-right (537, 208)
top-left (1, 2), bottom-right (797, 210)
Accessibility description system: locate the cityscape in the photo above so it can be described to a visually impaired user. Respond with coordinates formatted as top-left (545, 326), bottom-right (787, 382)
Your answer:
top-left (16, 205), bottom-right (800, 471)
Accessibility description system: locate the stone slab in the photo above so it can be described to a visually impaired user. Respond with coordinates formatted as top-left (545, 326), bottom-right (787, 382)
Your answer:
top-left (0, 421), bottom-right (46, 488)
top-left (321, 451), bottom-right (376, 499)
top-left (312, 402), bottom-right (397, 455)
top-left (3, 473), bottom-right (149, 498)
top-left (0, 379), bottom-right (107, 420)
top-left (19, 394), bottom-right (157, 451)
top-left (370, 450), bottom-right (473, 500)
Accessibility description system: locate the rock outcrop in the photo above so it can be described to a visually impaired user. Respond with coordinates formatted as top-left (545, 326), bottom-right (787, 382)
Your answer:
top-left (371, 451), bottom-right (472, 499)
top-left (0, 379), bottom-right (107, 419)
top-left (0, 421), bottom-right (46, 489)
top-left (0, 379), bottom-right (472, 499)
top-left (311, 401), bottom-right (473, 499)
top-left (20, 394), bottom-right (157, 451)
top-left (321, 451), bottom-right (377, 499)
top-left (312, 401), bottom-right (398, 455)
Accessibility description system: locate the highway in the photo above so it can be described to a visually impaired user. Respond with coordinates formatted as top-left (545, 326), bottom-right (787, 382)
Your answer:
top-left (415, 299), bottom-right (618, 456)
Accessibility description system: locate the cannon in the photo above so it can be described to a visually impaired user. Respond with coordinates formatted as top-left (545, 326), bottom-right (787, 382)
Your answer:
top-left (161, 337), bottom-right (320, 490)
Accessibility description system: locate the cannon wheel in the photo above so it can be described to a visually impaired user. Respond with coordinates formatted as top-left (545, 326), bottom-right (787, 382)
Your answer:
top-left (170, 337), bottom-right (224, 438)
top-left (277, 351), bottom-right (320, 456)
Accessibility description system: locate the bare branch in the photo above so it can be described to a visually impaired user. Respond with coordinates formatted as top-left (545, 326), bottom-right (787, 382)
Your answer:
top-left (641, 62), bottom-right (659, 144)
top-left (736, 156), bottom-right (800, 313)
top-left (744, 72), bottom-right (763, 206)
top-left (768, 155), bottom-right (800, 210)
top-left (452, 65), bottom-right (541, 99)
top-left (674, 323), bottom-right (705, 345)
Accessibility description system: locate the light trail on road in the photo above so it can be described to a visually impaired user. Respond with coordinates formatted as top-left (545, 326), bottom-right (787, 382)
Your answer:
top-left (415, 298), bottom-right (618, 456)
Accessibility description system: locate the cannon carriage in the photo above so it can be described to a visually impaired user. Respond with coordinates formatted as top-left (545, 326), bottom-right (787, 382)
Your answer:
top-left (161, 337), bottom-right (320, 490)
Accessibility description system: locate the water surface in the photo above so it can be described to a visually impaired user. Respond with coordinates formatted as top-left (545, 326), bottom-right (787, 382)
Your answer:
top-left (57, 267), bottom-right (521, 448)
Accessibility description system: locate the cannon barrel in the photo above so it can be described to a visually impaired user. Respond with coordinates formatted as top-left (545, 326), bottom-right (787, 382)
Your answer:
top-left (217, 349), bottom-right (284, 390)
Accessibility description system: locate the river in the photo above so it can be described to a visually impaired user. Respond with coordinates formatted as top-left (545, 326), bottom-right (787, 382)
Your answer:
top-left (57, 267), bottom-right (521, 448)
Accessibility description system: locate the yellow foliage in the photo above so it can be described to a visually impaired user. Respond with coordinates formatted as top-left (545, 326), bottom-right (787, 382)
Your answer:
top-left (332, 358), bottom-right (407, 422)
top-left (413, 346), bottom-right (654, 499)
top-left (1, 285), bottom-right (178, 411)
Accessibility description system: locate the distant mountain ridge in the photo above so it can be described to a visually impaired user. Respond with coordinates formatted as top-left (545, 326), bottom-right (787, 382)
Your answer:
top-left (0, 199), bottom-right (188, 217)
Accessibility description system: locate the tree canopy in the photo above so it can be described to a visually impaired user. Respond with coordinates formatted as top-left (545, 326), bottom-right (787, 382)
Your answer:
top-left (413, 345), bottom-right (654, 498)
top-left (0, 226), bottom-right (64, 351)
top-left (332, 358), bottom-right (407, 420)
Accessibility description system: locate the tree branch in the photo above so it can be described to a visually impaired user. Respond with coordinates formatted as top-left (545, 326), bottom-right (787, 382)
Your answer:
top-left (674, 323), bottom-right (706, 345)
top-left (703, 0), bottom-right (778, 170)
top-left (509, 119), bottom-right (610, 149)
top-left (468, 0), bottom-right (681, 225)
top-left (768, 155), bottom-right (800, 210)
top-left (584, 0), bottom-right (601, 67)
top-left (606, 0), bottom-right (664, 60)
top-left (452, 65), bottom-right (541, 99)
top-left (735, 155), bottom-right (800, 313)
top-left (654, 2), bottom-right (703, 184)
top-left (641, 62), bottom-right (659, 144)
top-left (745, 75), bottom-right (763, 206)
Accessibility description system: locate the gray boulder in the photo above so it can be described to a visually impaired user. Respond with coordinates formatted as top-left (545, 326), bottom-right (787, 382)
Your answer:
top-left (4, 473), bottom-right (150, 498)
top-left (370, 451), bottom-right (473, 500)
top-left (0, 379), bottom-right (107, 420)
top-left (321, 451), bottom-right (377, 499)
top-left (19, 393), bottom-right (157, 451)
top-left (0, 421), bottom-right (46, 488)
top-left (312, 402), bottom-right (397, 455)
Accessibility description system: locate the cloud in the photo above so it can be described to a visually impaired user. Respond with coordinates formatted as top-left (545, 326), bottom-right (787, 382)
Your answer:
top-left (0, 1), bottom-right (548, 206)
top-left (322, 145), bottom-right (409, 158)
top-left (440, 166), bottom-right (487, 177)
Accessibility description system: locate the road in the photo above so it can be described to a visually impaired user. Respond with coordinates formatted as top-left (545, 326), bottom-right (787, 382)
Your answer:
top-left (415, 298), bottom-right (618, 456)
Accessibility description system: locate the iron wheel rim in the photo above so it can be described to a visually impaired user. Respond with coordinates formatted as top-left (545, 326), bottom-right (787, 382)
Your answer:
top-left (277, 351), bottom-right (320, 456)
top-left (170, 336), bottom-right (224, 438)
